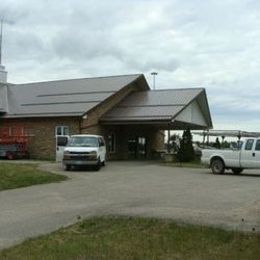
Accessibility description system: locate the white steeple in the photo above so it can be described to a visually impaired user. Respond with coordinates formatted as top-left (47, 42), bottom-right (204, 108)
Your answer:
top-left (0, 19), bottom-right (7, 83)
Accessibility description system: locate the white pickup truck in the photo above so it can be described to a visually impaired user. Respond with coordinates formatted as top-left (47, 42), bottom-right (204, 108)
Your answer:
top-left (201, 138), bottom-right (260, 174)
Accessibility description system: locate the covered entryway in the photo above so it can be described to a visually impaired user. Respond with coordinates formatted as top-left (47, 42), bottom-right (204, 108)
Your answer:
top-left (100, 88), bottom-right (213, 160)
top-left (128, 136), bottom-right (147, 159)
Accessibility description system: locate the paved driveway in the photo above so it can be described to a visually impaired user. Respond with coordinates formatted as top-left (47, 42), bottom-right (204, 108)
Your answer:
top-left (0, 161), bottom-right (260, 249)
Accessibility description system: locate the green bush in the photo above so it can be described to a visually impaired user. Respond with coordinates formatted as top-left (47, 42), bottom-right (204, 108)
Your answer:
top-left (177, 129), bottom-right (195, 162)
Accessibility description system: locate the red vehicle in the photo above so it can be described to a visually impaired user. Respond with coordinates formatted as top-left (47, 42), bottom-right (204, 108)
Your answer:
top-left (0, 127), bottom-right (30, 159)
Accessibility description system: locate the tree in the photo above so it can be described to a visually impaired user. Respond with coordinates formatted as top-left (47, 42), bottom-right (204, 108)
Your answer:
top-left (214, 137), bottom-right (221, 149)
top-left (177, 129), bottom-right (195, 162)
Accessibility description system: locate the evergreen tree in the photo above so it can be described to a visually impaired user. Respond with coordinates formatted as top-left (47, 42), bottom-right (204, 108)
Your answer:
top-left (214, 137), bottom-right (221, 149)
top-left (177, 129), bottom-right (195, 162)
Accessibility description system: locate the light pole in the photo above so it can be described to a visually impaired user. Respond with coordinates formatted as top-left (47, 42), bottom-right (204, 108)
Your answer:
top-left (0, 19), bottom-right (3, 65)
top-left (151, 72), bottom-right (158, 90)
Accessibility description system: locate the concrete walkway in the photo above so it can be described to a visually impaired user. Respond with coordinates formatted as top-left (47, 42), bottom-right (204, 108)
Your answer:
top-left (0, 161), bottom-right (260, 249)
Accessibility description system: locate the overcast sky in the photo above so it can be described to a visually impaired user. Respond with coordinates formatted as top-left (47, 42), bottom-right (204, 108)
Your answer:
top-left (1, 0), bottom-right (260, 131)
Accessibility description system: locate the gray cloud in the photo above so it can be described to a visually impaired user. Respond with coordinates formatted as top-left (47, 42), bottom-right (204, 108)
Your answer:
top-left (1, 0), bottom-right (260, 130)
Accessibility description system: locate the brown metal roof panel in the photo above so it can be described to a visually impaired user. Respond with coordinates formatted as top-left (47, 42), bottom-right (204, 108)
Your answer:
top-left (4, 112), bottom-right (83, 118)
top-left (101, 118), bottom-right (172, 125)
top-left (8, 102), bottom-right (97, 116)
top-left (18, 92), bottom-right (112, 106)
top-left (101, 115), bottom-right (172, 121)
top-left (6, 74), bottom-right (143, 117)
top-left (118, 88), bottom-right (203, 107)
top-left (13, 74), bottom-right (141, 94)
top-left (102, 105), bottom-right (184, 119)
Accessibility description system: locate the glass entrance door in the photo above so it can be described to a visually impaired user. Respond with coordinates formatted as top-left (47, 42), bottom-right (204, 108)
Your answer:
top-left (128, 136), bottom-right (147, 159)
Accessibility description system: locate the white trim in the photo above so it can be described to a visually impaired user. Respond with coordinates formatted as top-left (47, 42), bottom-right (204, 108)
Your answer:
top-left (55, 125), bottom-right (69, 136)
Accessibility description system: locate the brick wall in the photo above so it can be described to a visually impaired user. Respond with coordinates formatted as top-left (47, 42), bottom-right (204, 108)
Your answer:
top-left (0, 117), bottom-right (164, 160)
top-left (0, 117), bottom-right (80, 160)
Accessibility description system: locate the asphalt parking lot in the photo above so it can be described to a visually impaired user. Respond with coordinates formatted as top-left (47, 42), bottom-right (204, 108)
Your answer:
top-left (0, 161), bottom-right (260, 249)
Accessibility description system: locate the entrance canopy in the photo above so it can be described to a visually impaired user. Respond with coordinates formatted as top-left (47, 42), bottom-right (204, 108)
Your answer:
top-left (101, 88), bottom-right (212, 130)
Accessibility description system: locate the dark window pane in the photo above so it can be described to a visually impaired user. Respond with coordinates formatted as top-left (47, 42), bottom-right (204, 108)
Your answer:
top-left (56, 126), bottom-right (62, 136)
top-left (63, 127), bottom-right (69, 135)
top-left (57, 136), bottom-right (68, 146)
top-left (245, 139), bottom-right (254, 151)
top-left (255, 140), bottom-right (260, 151)
top-left (55, 126), bottom-right (69, 136)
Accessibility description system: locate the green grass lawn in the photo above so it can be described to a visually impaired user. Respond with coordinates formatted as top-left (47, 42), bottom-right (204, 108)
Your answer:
top-left (0, 217), bottom-right (259, 259)
top-left (0, 163), bottom-right (67, 191)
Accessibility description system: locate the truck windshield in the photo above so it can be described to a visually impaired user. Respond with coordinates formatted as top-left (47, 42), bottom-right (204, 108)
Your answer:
top-left (67, 136), bottom-right (99, 147)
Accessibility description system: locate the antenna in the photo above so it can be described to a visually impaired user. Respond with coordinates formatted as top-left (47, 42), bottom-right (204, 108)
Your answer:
top-left (0, 19), bottom-right (3, 65)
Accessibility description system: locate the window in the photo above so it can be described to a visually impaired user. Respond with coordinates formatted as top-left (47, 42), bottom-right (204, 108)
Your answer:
top-left (107, 134), bottom-right (116, 153)
top-left (24, 127), bottom-right (34, 136)
top-left (67, 136), bottom-right (99, 147)
top-left (245, 139), bottom-right (254, 151)
top-left (255, 140), bottom-right (260, 151)
top-left (57, 136), bottom-right (69, 146)
top-left (99, 137), bottom-right (105, 147)
top-left (55, 126), bottom-right (69, 136)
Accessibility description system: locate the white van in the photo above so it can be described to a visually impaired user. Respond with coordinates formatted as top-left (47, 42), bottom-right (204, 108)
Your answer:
top-left (62, 134), bottom-right (106, 171)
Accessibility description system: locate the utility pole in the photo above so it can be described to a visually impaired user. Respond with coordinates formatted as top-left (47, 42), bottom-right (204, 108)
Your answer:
top-left (0, 19), bottom-right (7, 83)
top-left (0, 19), bottom-right (3, 65)
top-left (151, 72), bottom-right (158, 90)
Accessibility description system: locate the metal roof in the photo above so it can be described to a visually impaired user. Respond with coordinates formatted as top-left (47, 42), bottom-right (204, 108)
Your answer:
top-left (101, 88), bottom-right (208, 124)
top-left (3, 74), bottom-right (142, 118)
top-left (1, 75), bottom-right (213, 130)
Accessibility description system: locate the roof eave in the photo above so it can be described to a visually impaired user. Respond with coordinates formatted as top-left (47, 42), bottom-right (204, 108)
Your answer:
top-left (2, 113), bottom-right (83, 118)
top-left (171, 88), bottom-right (213, 129)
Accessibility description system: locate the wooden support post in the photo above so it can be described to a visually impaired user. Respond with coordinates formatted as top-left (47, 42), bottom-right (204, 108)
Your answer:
top-left (167, 127), bottom-right (170, 153)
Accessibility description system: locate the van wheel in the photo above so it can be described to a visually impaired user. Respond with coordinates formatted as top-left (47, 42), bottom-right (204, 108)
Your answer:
top-left (95, 159), bottom-right (101, 171)
top-left (211, 159), bottom-right (225, 174)
top-left (231, 168), bottom-right (243, 174)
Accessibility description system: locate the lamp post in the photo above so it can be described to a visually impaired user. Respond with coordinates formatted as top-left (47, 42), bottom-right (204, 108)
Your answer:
top-left (0, 19), bottom-right (3, 65)
top-left (151, 72), bottom-right (158, 90)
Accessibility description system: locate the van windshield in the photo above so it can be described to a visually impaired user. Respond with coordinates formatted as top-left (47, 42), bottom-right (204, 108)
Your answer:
top-left (67, 136), bottom-right (99, 147)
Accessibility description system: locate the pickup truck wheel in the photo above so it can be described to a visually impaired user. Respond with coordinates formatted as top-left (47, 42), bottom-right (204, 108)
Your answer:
top-left (211, 159), bottom-right (225, 174)
top-left (231, 168), bottom-right (243, 174)
top-left (64, 165), bottom-right (71, 171)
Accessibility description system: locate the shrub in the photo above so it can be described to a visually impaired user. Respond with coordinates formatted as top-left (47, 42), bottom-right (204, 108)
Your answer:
top-left (177, 129), bottom-right (195, 162)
